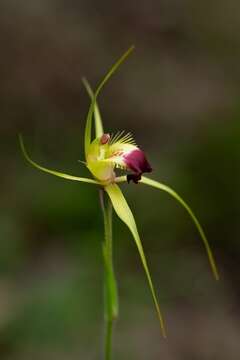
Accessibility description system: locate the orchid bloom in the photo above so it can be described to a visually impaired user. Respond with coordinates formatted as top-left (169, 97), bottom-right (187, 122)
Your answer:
top-left (86, 130), bottom-right (152, 185)
top-left (19, 46), bottom-right (219, 342)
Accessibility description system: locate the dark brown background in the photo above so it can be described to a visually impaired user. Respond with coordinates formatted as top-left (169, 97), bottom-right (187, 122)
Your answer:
top-left (0, 1), bottom-right (239, 359)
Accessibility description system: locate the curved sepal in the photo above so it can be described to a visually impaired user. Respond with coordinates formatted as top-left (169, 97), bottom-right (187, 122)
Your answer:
top-left (84, 46), bottom-right (135, 159)
top-left (105, 183), bottom-right (166, 337)
top-left (82, 78), bottom-right (104, 138)
top-left (19, 134), bottom-right (98, 185)
top-left (141, 176), bottom-right (219, 281)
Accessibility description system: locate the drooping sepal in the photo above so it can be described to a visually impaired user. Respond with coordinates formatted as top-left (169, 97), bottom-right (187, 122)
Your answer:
top-left (140, 176), bottom-right (219, 281)
top-left (105, 183), bottom-right (167, 337)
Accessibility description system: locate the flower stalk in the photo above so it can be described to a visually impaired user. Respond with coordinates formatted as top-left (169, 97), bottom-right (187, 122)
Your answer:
top-left (100, 189), bottom-right (118, 360)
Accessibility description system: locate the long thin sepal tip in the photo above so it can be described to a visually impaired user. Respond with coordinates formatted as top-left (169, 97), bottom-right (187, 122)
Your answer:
top-left (18, 134), bottom-right (98, 185)
top-left (141, 176), bottom-right (220, 281)
top-left (105, 183), bottom-right (167, 338)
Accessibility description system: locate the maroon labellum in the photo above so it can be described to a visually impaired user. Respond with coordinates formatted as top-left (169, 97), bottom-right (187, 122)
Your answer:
top-left (124, 149), bottom-right (152, 184)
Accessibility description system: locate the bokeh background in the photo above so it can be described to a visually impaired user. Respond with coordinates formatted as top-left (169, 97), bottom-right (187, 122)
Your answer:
top-left (1, 1), bottom-right (239, 359)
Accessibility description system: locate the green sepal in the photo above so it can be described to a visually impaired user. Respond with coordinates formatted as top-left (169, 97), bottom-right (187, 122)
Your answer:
top-left (84, 45), bottom-right (135, 159)
top-left (82, 78), bottom-right (104, 138)
top-left (19, 134), bottom-right (98, 185)
top-left (141, 176), bottom-right (219, 281)
top-left (105, 183), bottom-right (166, 337)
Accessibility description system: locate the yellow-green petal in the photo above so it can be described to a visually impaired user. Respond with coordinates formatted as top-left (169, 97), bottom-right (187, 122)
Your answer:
top-left (84, 45), bottom-right (135, 159)
top-left (19, 134), bottom-right (98, 185)
top-left (141, 176), bottom-right (219, 281)
top-left (82, 78), bottom-right (104, 138)
top-left (105, 183), bottom-right (166, 337)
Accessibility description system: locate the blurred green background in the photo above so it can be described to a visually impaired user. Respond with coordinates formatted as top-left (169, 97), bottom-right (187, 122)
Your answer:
top-left (0, 0), bottom-right (239, 359)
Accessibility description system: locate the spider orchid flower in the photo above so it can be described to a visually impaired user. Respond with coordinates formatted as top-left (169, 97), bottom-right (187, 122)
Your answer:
top-left (86, 130), bottom-right (152, 185)
top-left (19, 46), bottom-right (219, 340)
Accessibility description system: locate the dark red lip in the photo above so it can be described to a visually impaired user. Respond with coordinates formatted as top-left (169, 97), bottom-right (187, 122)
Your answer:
top-left (124, 149), bottom-right (152, 184)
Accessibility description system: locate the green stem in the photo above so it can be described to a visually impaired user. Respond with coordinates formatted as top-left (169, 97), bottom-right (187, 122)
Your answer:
top-left (100, 189), bottom-right (119, 360)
